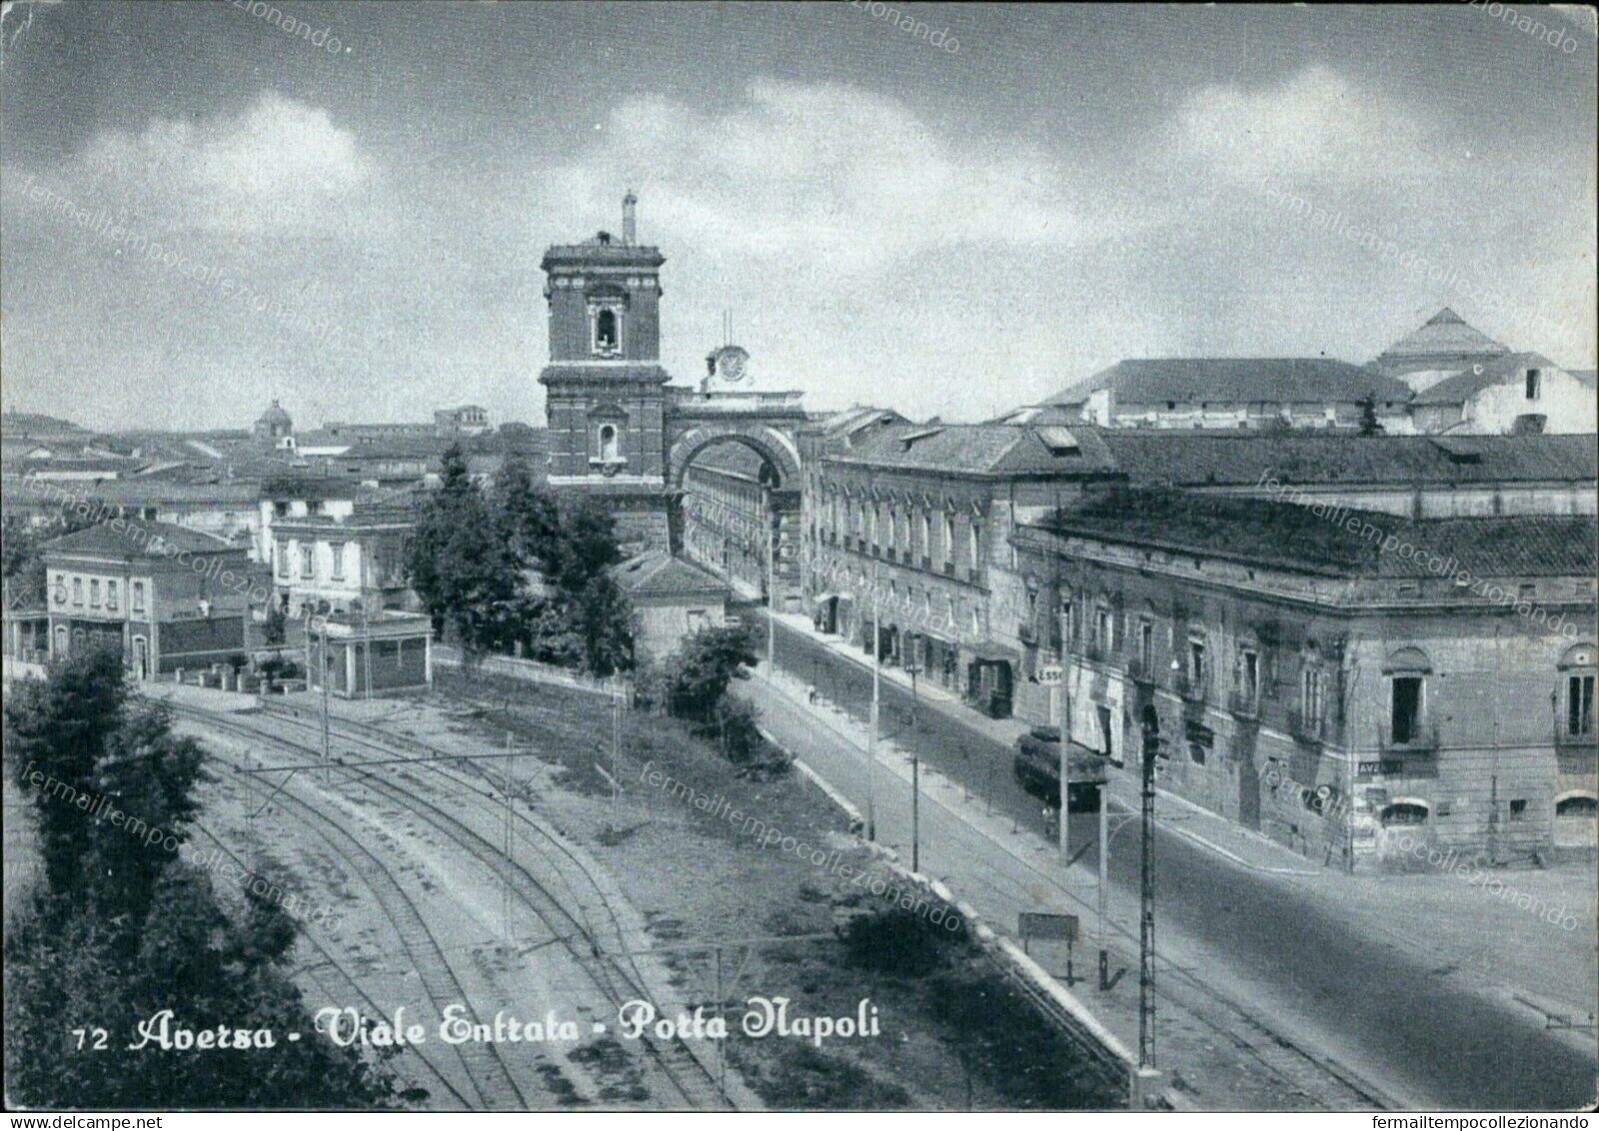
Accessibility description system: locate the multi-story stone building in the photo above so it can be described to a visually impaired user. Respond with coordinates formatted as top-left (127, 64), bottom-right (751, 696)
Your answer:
top-left (535, 194), bottom-right (811, 562)
top-left (1095, 430), bottom-right (1597, 517)
top-left (42, 520), bottom-right (254, 678)
top-left (539, 192), bottom-right (674, 550)
top-left (1050, 357), bottom-right (1414, 432)
top-left (1011, 489), bottom-right (1597, 867)
top-left (804, 420), bottom-right (1121, 716)
top-left (680, 442), bottom-right (786, 601)
top-left (1373, 309), bottom-right (1597, 435)
top-left (267, 488), bottom-right (418, 619)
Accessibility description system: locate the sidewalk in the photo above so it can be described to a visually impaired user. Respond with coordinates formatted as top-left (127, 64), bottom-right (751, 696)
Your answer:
top-left (765, 608), bottom-right (1319, 878)
top-left (743, 662), bottom-right (1410, 1110)
top-left (757, 609), bottom-right (1599, 1066)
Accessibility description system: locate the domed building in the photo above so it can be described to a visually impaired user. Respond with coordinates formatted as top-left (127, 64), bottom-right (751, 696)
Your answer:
top-left (253, 400), bottom-right (294, 447)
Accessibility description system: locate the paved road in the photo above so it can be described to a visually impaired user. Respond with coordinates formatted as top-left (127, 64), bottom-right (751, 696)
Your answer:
top-left (748, 606), bottom-right (1599, 1110)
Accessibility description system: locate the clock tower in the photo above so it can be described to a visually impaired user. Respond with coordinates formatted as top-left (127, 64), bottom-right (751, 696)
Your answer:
top-left (538, 191), bottom-right (673, 549)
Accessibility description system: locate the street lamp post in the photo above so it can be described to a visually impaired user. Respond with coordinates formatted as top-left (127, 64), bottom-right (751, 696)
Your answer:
top-left (1138, 712), bottom-right (1158, 1070)
top-left (867, 555), bottom-right (880, 842)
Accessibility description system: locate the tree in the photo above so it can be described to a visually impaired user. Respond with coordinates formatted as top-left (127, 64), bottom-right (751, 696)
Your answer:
top-left (544, 500), bottom-right (623, 594)
top-left (407, 444), bottom-right (521, 653)
top-left (262, 599), bottom-right (287, 646)
top-left (575, 572), bottom-right (634, 678)
top-left (2, 506), bottom-right (100, 604)
top-left (3, 649), bottom-right (402, 1108)
top-left (1358, 393), bottom-right (1385, 436)
top-left (668, 623), bottom-right (758, 723)
top-left (491, 449), bottom-right (560, 571)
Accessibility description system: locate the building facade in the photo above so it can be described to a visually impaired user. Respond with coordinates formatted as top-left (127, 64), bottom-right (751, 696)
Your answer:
top-left (1049, 358), bottom-right (1414, 432)
top-left (539, 192), bottom-right (675, 550)
top-left (1012, 490), bottom-right (1597, 867)
top-left (268, 490), bottom-right (417, 618)
top-left (42, 520), bottom-right (253, 678)
top-left (803, 421), bottom-right (1121, 717)
top-left (612, 549), bottom-right (730, 663)
top-left (680, 442), bottom-right (789, 601)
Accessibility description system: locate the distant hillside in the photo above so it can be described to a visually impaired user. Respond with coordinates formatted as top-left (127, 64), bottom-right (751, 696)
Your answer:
top-left (0, 412), bottom-right (88, 435)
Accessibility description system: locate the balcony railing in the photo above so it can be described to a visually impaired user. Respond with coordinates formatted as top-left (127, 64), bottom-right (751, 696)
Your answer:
top-left (1084, 640), bottom-right (1109, 663)
top-left (1381, 720), bottom-right (1440, 754)
top-left (1175, 669), bottom-right (1209, 702)
top-left (1228, 688), bottom-right (1260, 718)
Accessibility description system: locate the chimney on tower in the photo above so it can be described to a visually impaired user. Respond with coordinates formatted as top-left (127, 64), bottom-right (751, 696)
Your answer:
top-left (622, 189), bottom-right (637, 244)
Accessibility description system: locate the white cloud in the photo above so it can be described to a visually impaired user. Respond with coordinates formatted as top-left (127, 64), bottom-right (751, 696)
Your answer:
top-left (22, 92), bottom-right (378, 235)
top-left (538, 80), bottom-right (1147, 275)
top-left (1175, 65), bottom-right (1438, 188)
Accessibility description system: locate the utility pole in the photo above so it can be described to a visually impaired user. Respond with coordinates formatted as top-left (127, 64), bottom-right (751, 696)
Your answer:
top-left (319, 617), bottom-right (331, 785)
top-left (867, 555), bottom-right (880, 842)
top-left (611, 681), bottom-right (623, 834)
top-left (766, 485), bottom-right (776, 682)
top-left (1098, 774), bottom-right (1110, 982)
top-left (911, 747), bottom-right (921, 872)
top-left (1054, 481), bottom-right (1069, 861)
top-left (1059, 600), bottom-right (1070, 861)
top-left (1138, 715), bottom-right (1158, 1069)
top-left (503, 729), bottom-right (514, 947)
top-left (361, 561), bottom-right (372, 701)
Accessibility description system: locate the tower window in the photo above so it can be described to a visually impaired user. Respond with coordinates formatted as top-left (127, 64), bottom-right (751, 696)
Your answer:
top-left (595, 308), bottom-right (619, 354)
top-left (598, 424), bottom-right (621, 462)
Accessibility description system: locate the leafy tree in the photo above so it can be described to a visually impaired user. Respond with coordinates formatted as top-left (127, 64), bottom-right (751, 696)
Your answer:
top-left (714, 696), bottom-right (765, 765)
top-left (547, 499), bottom-right (623, 595)
top-left (491, 449), bottom-right (560, 571)
top-left (6, 646), bottom-right (131, 904)
top-left (2, 506), bottom-right (100, 603)
top-left (3, 649), bottom-right (402, 1108)
top-left (407, 444), bottom-right (521, 653)
top-left (668, 623), bottom-right (758, 722)
top-left (1358, 393), bottom-right (1385, 436)
top-left (575, 572), bottom-right (634, 678)
top-left (261, 600), bottom-right (287, 646)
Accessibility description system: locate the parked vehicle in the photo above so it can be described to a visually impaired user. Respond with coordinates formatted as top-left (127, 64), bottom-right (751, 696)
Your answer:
top-left (1013, 725), bottom-right (1107, 811)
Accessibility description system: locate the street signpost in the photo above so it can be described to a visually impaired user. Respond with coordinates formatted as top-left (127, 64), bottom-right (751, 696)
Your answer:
top-left (1019, 911), bottom-right (1081, 984)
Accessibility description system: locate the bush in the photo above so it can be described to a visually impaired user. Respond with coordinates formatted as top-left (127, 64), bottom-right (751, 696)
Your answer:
top-left (840, 906), bottom-right (951, 977)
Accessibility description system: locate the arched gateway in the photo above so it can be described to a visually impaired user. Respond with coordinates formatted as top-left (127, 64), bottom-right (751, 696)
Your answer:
top-left (537, 195), bottom-right (808, 602)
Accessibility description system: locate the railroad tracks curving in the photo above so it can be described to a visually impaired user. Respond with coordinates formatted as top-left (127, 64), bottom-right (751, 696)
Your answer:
top-left (166, 701), bottom-right (735, 1111)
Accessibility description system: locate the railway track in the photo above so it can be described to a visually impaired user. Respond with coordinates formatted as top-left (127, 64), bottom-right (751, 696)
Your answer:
top-left (185, 818), bottom-right (479, 1111)
top-left (172, 712), bottom-right (538, 1109)
top-left (167, 701), bottom-right (734, 1111)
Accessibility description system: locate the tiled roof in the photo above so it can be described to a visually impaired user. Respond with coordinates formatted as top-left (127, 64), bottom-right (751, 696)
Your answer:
top-left (1047, 358), bottom-right (1411, 406)
top-left (1410, 352), bottom-right (1554, 405)
top-left (36, 480), bottom-right (261, 506)
top-left (1569, 369), bottom-right (1597, 390)
top-left (1374, 307), bottom-right (1509, 368)
top-left (832, 422), bottom-right (1119, 477)
top-left (611, 550), bottom-right (729, 599)
top-left (22, 455), bottom-right (149, 475)
top-left (1096, 430), bottom-right (1596, 486)
top-left (1030, 489), bottom-right (1597, 579)
top-left (40, 520), bottom-right (239, 561)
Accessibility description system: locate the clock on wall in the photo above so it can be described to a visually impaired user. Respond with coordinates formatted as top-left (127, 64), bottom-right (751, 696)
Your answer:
top-left (713, 345), bottom-right (749, 384)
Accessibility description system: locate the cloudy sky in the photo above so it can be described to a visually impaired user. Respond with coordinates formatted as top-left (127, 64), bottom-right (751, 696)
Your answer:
top-left (1, 1), bottom-right (1594, 431)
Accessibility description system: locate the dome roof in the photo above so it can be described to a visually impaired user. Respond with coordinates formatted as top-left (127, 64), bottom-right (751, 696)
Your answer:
top-left (257, 400), bottom-right (292, 427)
